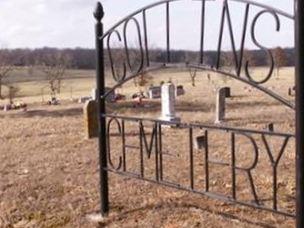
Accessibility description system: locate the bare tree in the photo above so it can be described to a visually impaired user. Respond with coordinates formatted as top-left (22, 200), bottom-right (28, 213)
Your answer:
top-left (0, 51), bottom-right (14, 99)
top-left (273, 47), bottom-right (287, 77)
top-left (137, 72), bottom-right (153, 87)
top-left (8, 85), bottom-right (20, 104)
top-left (189, 68), bottom-right (197, 87)
top-left (38, 52), bottom-right (71, 100)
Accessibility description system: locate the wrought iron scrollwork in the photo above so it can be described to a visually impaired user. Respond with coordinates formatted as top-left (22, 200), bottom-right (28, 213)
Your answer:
top-left (123, 17), bottom-right (144, 74)
top-left (245, 10), bottom-right (280, 84)
top-left (107, 30), bottom-right (127, 82)
top-left (96, 0), bottom-right (298, 221)
top-left (104, 114), bottom-right (295, 217)
top-left (107, 118), bottom-right (123, 170)
top-left (139, 121), bottom-right (158, 159)
top-left (215, 1), bottom-right (282, 85)
top-left (261, 134), bottom-right (291, 210)
top-left (102, 0), bottom-right (294, 101)
top-left (231, 132), bottom-right (260, 204)
top-left (107, 17), bottom-right (144, 82)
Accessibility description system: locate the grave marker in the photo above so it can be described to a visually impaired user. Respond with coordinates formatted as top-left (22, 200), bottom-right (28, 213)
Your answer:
top-left (215, 87), bottom-right (226, 124)
top-left (268, 123), bottom-right (274, 132)
top-left (176, 85), bottom-right (185, 97)
top-left (148, 86), bottom-right (161, 99)
top-left (91, 88), bottom-right (97, 100)
top-left (288, 86), bottom-right (295, 97)
top-left (223, 87), bottom-right (231, 98)
top-left (83, 100), bottom-right (98, 139)
top-left (160, 82), bottom-right (180, 122)
top-left (195, 135), bottom-right (206, 150)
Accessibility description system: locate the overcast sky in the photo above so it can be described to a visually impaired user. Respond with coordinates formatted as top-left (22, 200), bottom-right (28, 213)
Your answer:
top-left (0, 0), bottom-right (295, 50)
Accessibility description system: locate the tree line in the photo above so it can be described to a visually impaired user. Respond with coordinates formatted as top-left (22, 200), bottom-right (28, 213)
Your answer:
top-left (0, 47), bottom-right (295, 70)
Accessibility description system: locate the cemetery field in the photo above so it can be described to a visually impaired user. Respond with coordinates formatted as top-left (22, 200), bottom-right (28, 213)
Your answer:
top-left (0, 68), bottom-right (96, 105)
top-left (0, 67), bottom-right (296, 227)
top-left (0, 66), bottom-right (294, 105)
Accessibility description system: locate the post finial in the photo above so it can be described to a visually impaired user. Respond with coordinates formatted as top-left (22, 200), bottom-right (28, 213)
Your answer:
top-left (94, 2), bottom-right (104, 22)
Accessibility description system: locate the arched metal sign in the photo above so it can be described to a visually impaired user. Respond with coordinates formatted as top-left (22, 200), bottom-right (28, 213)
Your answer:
top-left (93, 1), bottom-right (304, 226)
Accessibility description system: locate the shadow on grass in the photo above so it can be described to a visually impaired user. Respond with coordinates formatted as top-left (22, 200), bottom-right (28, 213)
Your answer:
top-left (0, 99), bottom-right (289, 120)
top-left (109, 100), bottom-right (212, 113)
top-left (3, 107), bottom-right (83, 118)
top-left (109, 99), bottom-right (284, 114)
top-left (226, 100), bottom-right (283, 110)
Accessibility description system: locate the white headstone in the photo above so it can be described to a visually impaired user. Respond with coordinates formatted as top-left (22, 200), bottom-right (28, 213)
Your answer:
top-left (91, 88), bottom-right (97, 100)
top-left (215, 87), bottom-right (226, 124)
top-left (160, 83), bottom-right (180, 122)
top-left (3, 104), bottom-right (9, 112)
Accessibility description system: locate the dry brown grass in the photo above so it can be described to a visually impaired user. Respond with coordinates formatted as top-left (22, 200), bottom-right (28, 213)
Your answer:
top-left (0, 67), bottom-right (296, 227)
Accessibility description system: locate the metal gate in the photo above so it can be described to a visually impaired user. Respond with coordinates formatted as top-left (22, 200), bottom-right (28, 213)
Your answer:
top-left (93, 1), bottom-right (304, 227)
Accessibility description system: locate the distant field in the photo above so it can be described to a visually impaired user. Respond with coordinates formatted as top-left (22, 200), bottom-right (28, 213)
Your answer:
top-left (0, 66), bottom-right (295, 105)
top-left (6, 67), bottom-right (95, 83)
top-left (1, 68), bottom-right (96, 104)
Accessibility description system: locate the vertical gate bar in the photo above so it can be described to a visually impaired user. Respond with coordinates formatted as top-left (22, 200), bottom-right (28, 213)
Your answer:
top-left (189, 127), bottom-right (194, 189)
top-left (122, 120), bottom-right (126, 172)
top-left (223, 1), bottom-right (239, 71)
top-left (143, 10), bottom-right (150, 67)
top-left (200, 0), bottom-right (206, 64)
top-left (155, 123), bottom-right (159, 181)
top-left (94, 2), bottom-right (109, 216)
top-left (159, 123), bottom-right (163, 181)
top-left (166, 2), bottom-right (171, 63)
top-left (231, 132), bottom-right (236, 200)
top-left (237, 4), bottom-right (249, 76)
top-left (295, 0), bottom-right (304, 226)
top-left (216, 1), bottom-right (226, 69)
top-left (273, 166), bottom-right (277, 210)
top-left (204, 130), bottom-right (209, 192)
top-left (139, 121), bottom-right (144, 178)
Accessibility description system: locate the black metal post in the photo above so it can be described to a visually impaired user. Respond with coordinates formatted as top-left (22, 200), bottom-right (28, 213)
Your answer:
top-left (94, 2), bottom-right (109, 216)
top-left (295, 0), bottom-right (304, 227)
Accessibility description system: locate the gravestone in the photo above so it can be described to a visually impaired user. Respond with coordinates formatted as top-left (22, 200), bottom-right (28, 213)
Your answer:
top-left (148, 86), bottom-right (161, 99)
top-left (83, 100), bottom-right (98, 139)
top-left (160, 82), bottom-right (180, 122)
top-left (223, 87), bottom-right (231, 98)
top-left (176, 85), bottom-right (185, 97)
top-left (195, 135), bottom-right (206, 150)
top-left (79, 96), bottom-right (91, 104)
top-left (3, 104), bottom-right (10, 112)
top-left (268, 123), bottom-right (274, 132)
top-left (215, 87), bottom-right (227, 124)
top-left (288, 86), bottom-right (295, 97)
top-left (91, 88), bottom-right (97, 100)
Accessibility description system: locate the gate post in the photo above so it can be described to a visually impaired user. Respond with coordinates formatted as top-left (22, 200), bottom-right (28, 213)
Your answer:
top-left (295, 0), bottom-right (304, 227)
top-left (94, 2), bottom-right (109, 216)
